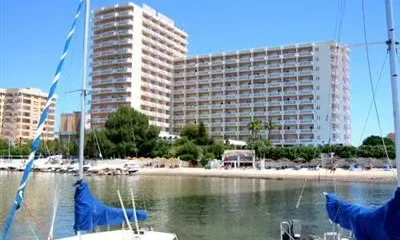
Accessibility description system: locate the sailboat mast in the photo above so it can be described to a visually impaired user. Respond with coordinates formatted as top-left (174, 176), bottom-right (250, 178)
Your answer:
top-left (79, 0), bottom-right (90, 180)
top-left (384, 0), bottom-right (400, 186)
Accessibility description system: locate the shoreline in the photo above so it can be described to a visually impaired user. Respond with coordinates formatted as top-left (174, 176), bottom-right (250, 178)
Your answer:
top-left (137, 168), bottom-right (398, 183)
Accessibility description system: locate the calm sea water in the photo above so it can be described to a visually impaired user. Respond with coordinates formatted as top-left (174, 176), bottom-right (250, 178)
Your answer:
top-left (0, 171), bottom-right (396, 240)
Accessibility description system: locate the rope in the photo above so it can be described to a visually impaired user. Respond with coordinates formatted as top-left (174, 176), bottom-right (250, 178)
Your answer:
top-left (22, 215), bottom-right (40, 240)
top-left (296, 179), bottom-right (307, 208)
top-left (93, 130), bottom-right (103, 159)
top-left (21, 201), bottom-right (48, 239)
top-left (1, 1), bottom-right (85, 239)
top-left (280, 224), bottom-right (297, 240)
top-left (327, 0), bottom-right (347, 145)
top-left (130, 189), bottom-right (140, 231)
top-left (117, 190), bottom-right (133, 232)
top-left (361, 0), bottom-right (395, 178)
top-left (48, 185), bottom-right (60, 240)
top-left (358, 52), bottom-right (388, 145)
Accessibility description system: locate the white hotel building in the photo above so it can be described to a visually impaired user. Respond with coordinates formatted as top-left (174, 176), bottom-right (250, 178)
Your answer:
top-left (171, 41), bottom-right (350, 145)
top-left (90, 3), bottom-right (188, 131)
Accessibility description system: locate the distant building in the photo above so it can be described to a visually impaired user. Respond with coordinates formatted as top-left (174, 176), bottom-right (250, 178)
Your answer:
top-left (0, 88), bottom-right (56, 144)
top-left (60, 111), bottom-right (81, 136)
top-left (171, 41), bottom-right (351, 146)
top-left (387, 132), bottom-right (395, 141)
top-left (90, 3), bottom-right (188, 131)
top-left (222, 150), bottom-right (255, 168)
top-left (59, 111), bottom-right (91, 139)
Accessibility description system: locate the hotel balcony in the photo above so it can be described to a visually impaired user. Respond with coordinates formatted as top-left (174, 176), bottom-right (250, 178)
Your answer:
top-left (225, 59), bottom-right (237, 64)
top-left (299, 79), bottom-right (314, 85)
top-left (298, 51), bottom-right (313, 57)
top-left (253, 65), bottom-right (266, 70)
top-left (299, 138), bottom-right (314, 144)
top-left (91, 116), bottom-right (108, 123)
top-left (267, 55), bottom-right (280, 60)
top-left (298, 71), bottom-right (313, 76)
top-left (93, 29), bottom-right (134, 41)
top-left (298, 61), bottom-right (313, 66)
top-left (93, 38), bottom-right (133, 50)
top-left (92, 48), bottom-right (132, 58)
top-left (92, 58), bottom-right (132, 68)
top-left (91, 77), bottom-right (131, 87)
top-left (299, 119), bottom-right (314, 124)
top-left (91, 67), bottom-right (132, 77)
top-left (268, 72), bottom-right (281, 78)
top-left (91, 87), bottom-right (132, 95)
top-left (91, 96), bottom-right (131, 104)
top-left (94, 19), bottom-right (133, 31)
top-left (91, 107), bottom-right (116, 114)
top-left (253, 56), bottom-right (266, 61)
top-left (94, 10), bottom-right (133, 23)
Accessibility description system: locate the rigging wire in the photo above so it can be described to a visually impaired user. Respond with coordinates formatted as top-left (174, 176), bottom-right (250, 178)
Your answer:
top-left (296, 0), bottom-right (348, 211)
top-left (22, 213), bottom-right (40, 240)
top-left (93, 130), bottom-right (103, 159)
top-left (360, 0), bottom-right (393, 172)
top-left (48, 184), bottom-right (60, 240)
top-left (295, 179), bottom-right (307, 208)
top-left (358, 52), bottom-right (388, 145)
top-left (328, 0), bottom-right (347, 194)
top-left (327, 0), bottom-right (347, 146)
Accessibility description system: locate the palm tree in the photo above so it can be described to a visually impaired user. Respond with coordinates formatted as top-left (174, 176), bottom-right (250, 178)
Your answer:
top-left (264, 120), bottom-right (276, 140)
top-left (247, 118), bottom-right (263, 139)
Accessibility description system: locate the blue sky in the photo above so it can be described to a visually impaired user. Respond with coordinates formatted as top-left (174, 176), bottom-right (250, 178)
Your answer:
top-left (1, 0), bottom-right (400, 146)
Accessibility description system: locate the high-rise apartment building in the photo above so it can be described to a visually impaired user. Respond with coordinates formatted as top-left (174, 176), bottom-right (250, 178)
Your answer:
top-left (90, 3), bottom-right (188, 131)
top-left (171, 41), bottom-right (350, 145)
top-left (0, 88), bottom-right (56, 144)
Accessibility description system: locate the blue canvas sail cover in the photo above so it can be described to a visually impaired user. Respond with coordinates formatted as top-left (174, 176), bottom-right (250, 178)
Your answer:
top-left (325, 188), bottom-right (400, 240)
top-left (74, 180), bottom-right (148, 232)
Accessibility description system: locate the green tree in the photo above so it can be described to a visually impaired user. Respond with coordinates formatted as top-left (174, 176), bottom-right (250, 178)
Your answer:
top-left (247, 118), bottom-right (263, 139)
top-left (175, 141), bottom-right (200, 162)
top-left (263, 120), bottom-right (276, 140)
top-left (362, 135), bottom-right (394, 146)
top-left (0, 138), bottom-right (9, 150)
top-left (200, 152), bottom-right (215, 167)
top-left (247, 139), bottom-right (271, 159)
top-left (85, 130), bottom-right (115, 159)
top-left (333, 145), bottom-right (357, 159)
top-left (196, 122), bottom-right (209, 145)
top-left (152, 139), bottom-right (172, 158)
top-left (205, 140), bottom-right (226, 160)
top-left (297, 146), bottom-right (320, 162)
top-left (180, 124), bottom-right (199, 141)
top-left (105, 106), bottom-right (160, 158)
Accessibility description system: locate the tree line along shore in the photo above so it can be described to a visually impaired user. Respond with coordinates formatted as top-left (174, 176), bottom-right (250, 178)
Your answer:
top-left (0, 107), bottom-right (395, 168)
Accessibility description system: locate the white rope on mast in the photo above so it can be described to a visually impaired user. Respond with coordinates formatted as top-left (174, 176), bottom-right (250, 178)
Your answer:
top-left (130, 188), bottom-right (140, 231)
top-left (295, 179), bottom-right (307, 209)
top-left (117, 190), bottom-right (133, 232)
top-left (48, 184), bottom-right (60, 240)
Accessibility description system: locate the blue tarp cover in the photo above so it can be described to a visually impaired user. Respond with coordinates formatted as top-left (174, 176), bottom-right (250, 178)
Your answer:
top-left (325, 188), bottom-right (400, 240)
top-left (74, 180), bottom-right (148, 232)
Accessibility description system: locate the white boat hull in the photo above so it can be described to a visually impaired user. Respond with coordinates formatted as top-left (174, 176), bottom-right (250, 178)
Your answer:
top-left (57, 230), bottom-right (177, 240)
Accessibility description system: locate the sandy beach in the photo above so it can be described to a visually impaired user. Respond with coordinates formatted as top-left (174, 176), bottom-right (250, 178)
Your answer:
top-left (137, 168), bottom-right (398, 183)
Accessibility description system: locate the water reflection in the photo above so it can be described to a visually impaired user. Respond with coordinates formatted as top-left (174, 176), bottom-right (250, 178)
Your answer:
top-left (0, 172), bottom-right (396, 240)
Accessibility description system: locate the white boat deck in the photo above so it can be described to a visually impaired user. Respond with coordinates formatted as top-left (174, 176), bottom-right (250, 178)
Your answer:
top-left (57, 230), bottom-right (177, 240)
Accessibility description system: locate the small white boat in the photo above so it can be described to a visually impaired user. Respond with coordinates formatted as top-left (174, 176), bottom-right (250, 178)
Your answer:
top-left (125, 163), bottom-right (140, 174)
